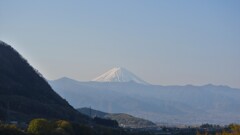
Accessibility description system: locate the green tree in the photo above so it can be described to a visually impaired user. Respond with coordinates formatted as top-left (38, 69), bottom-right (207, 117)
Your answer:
top-left (229, 124), bottom-right (240, 135)
top-left (55, 120), bottom-right (74, 135)
top-left (0, 123), bottom-right (26, 135)
top-left (27, 118), bottom-right (51, 135)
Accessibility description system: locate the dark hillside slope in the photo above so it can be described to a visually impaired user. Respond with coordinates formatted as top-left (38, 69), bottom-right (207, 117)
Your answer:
top-left (0, 41), bottom-right (87, 122)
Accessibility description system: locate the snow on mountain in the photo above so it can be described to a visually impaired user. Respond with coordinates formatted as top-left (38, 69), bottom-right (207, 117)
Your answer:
top-left (92, 67), bottom-right (149, 85)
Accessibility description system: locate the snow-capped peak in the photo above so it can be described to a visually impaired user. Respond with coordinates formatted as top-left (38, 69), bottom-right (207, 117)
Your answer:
top-left (92, 67), bottom-right (149, 85)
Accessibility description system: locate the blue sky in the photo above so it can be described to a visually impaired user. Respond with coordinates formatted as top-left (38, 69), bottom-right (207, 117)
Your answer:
top-left (0, 0), bottom-right (240, 88)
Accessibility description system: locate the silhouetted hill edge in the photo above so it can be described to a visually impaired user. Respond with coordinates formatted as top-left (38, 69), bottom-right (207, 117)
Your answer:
top-left (0, 41), bottom-right (88, 123)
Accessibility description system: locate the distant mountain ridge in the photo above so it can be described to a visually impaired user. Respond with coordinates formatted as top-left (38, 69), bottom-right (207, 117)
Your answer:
top-left (49, 77), bottom-right (240, 125)
top-left (0, 41), bottom-right (87, 122)
top-left (78, 107), bottom-right (156, 128)
top-left (92, 67), bottom-right (149, 85)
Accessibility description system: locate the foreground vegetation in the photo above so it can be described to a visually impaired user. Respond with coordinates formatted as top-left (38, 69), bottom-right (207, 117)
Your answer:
top-left (0, 118), bottom-right (140, 135)
top-left (197, 124), bottom-right (240, 135)
top-left (1, 119), bottom-right (240, 135)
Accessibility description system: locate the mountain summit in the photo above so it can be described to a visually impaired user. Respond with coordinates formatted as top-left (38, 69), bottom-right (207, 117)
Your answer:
top-left (92, 67), bottom-right (149, 85)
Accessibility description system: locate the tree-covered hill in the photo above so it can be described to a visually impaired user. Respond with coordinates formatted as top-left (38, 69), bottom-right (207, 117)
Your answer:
top-left (78, 107), bottom-right (156, 128)
top-left (0, 41), bottom-right (87, 122)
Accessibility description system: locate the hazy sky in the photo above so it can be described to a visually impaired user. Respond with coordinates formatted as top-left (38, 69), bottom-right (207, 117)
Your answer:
top-left (0, 0), bottom-right (240, 88)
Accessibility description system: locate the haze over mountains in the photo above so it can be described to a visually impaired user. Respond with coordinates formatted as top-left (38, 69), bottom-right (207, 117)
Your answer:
top-left (1, 40), bottom-right (239, 127)
top-left (49, 67), bottom-right (240, 125)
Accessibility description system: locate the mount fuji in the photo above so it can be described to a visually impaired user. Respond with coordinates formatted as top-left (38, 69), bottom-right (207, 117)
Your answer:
top-left (49, 68), bottom-right (240, 125)
top-left (92, 67), bottom-right (149, 85)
